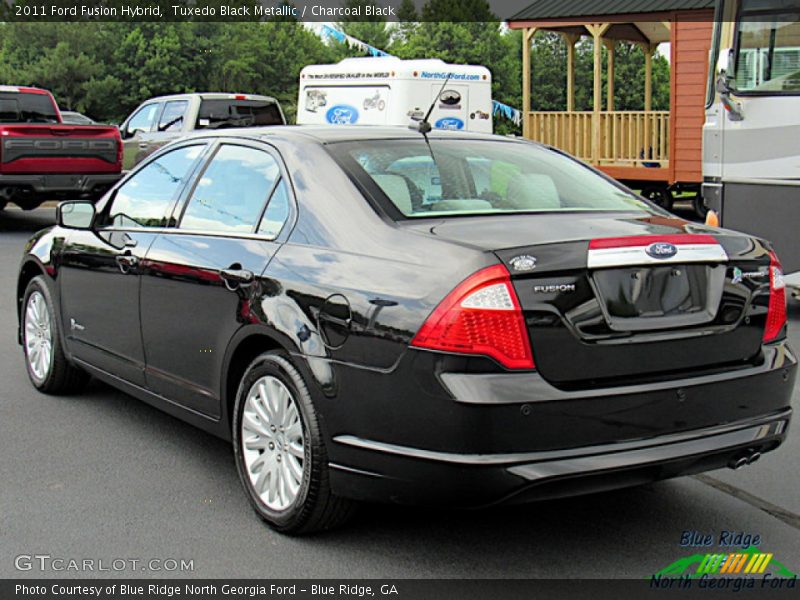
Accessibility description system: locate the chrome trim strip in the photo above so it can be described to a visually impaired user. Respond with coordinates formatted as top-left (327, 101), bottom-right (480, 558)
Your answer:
top-left (587, 244), bottom-right (728, 269)
top-left (329, 463), bottom-right (386, 479)
top-left (332, 410), bottom-right (790, 466)
top-left (97, 226), bottom-right (280, 242)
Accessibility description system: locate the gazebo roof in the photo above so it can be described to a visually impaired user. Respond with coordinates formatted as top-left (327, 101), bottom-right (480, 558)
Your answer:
top-left (508, 0), bottom-right (715, 21)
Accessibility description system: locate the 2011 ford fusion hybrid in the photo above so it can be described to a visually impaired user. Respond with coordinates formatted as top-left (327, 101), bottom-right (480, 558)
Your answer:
top-left (17, 127), bottom-right (795, 534)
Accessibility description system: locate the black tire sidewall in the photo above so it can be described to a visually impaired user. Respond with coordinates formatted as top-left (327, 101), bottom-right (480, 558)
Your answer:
top-left (643, 186), bottom-right (673, 211)
top-left (232, 352), bottom-right (319, 532)
top-left (694, 194), bottom-right (709, 219)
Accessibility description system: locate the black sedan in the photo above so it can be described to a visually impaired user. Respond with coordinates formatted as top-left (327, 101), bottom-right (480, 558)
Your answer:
top-left (16, 127), bottom-right (795, 534)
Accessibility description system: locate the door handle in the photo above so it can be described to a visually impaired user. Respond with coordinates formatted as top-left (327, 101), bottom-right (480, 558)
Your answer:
top-left (221, 268), bottom-right (254, 290)
top-left (115, 254), bottom-right (138, 273)
top-left (138, 142), bottom-right (149, 149)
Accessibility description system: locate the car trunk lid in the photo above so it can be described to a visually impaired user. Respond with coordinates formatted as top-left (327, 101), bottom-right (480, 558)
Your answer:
top-left (411, 213), bottom-right (772, 387)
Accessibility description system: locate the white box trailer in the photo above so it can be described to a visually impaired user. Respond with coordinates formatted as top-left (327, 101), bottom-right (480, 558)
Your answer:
top-left (297, 57), bottom-right (493, 133)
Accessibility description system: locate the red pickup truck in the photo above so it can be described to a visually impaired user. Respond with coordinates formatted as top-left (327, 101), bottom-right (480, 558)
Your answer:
top-left (0, 86), bottom-right (122, 212)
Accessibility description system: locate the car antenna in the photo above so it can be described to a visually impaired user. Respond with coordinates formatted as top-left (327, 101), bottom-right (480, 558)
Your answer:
top-left (410, 72), bottom-right (452, 134)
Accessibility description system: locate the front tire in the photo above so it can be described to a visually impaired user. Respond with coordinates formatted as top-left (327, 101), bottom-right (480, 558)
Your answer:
top-left (22, 276), bottom-right (89, 394)
top-left (233, 351), bottom-right (356, 534)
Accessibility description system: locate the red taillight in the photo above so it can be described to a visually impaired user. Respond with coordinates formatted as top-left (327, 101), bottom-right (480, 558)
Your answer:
top-left (411, 265), bottom-right (535, 370)
top-left (763, 250), bottom-right (787, 343)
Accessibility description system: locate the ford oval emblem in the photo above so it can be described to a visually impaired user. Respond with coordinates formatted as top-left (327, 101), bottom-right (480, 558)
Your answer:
top-left (326, 105), bottom-right (359, 125)
top-left (645, 242), bottom-right (678, 259)
top-left (434, 117), bottom-right (464, 130)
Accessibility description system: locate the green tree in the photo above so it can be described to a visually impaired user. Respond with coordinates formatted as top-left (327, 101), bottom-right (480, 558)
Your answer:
top-left (395, 0), bottom-right (419, 43)
top-left (421, 0), bottom-right (496, 22)
top-left (394, 21), bottom-right (521, 133)
top-left (338, 0), bottom-right (391, 51)
top-left (199, 22), bottom-right (333, 123)
top-left (528, 34), bottom-right (670, 112)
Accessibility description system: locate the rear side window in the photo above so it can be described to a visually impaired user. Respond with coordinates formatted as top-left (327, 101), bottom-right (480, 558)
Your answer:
top-left (0, 92), bottom-right (58, 124)
top-left (257, 179), bottom-right (290, 238)
top-left (107, 145), bottom-right (206, 228)
top-left (195, 99), bottom-right (284, 129)
top-left (179, 144), bottom-right (281, 233)
top-left (158, 100), bottom-right (188, 132)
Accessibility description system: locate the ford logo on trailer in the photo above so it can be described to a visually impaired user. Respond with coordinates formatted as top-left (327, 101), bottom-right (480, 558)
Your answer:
top-left (326, 105), bottom-right (359, 125)
top-left (434, 117), bottom-right (464, 130)
top-left (645, 242), bottom-right (678, 259)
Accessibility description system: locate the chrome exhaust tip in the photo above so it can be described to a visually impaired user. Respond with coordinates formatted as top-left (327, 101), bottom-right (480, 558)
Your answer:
top-left (729, 457), bottom-right (749, 470)
top-left (746, 452), bottom-right (761, 465)
top-left (728, 449), bottom-right (761, 470)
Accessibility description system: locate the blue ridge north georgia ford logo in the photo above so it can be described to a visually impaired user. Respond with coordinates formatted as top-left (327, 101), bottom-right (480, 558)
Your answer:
top-left (646, 242), bottom-right (679, 259)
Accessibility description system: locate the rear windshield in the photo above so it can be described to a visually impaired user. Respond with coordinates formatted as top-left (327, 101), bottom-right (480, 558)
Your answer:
top-left (0, 92), bottom-right (59, 124)
top-left (195, 99), bottom-right (284, 129)
top-left (332, 139), bottom-right (653, 218)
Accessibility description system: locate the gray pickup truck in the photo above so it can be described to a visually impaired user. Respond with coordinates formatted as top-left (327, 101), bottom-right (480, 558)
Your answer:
top-left (119, 92), bottom-right (286, 170)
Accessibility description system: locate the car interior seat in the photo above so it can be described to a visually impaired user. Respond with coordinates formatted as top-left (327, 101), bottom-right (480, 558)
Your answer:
top-left (505, 173), bottom-right (561, 210)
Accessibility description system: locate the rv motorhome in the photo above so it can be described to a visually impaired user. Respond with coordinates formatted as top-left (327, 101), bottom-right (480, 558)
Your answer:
top-left (703, 0), bottom-right (800, 292)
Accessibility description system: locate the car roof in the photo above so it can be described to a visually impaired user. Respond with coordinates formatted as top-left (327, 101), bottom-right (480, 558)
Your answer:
top-left (182, 125), bottom-right (528, 145)
top-left (144, 92), bottom-right (279, 103)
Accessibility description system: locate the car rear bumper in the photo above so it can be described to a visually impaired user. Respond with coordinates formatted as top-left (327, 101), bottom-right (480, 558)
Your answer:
top-left (330, 409), bottom-right (790, 506)
top-left (0, 172), bottom-right (121, 196)
top-left (326, 342), bottom-right (795, 506)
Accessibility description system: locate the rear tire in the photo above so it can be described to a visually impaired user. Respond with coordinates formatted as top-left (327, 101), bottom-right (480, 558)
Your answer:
top-left (693, 193), bottom-right (709, 220)
top-left (233, 351), bottom-right (356, 534)
top-left (22, 276), bottom-right (89, 394)
top-left (642, 185), bottom-right (673, 211)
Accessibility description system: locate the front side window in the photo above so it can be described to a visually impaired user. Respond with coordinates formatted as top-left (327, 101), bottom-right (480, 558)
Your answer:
top-left (180, 144), bottom-right (281, 233)
top-left (126, 103), bottom-right (161, 135)
top-left (158, 100), bottom-right (188, 132)
top-left (734, 4), bottom-right (800, 93)
top-left (107, 144), bottom-right (206, 228)
top-left (332, 139), bottom-right (652, 218)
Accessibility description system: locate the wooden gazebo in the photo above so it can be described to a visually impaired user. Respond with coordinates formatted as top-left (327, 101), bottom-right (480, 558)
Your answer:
top-left (508, 0), bottom-right (715, 202)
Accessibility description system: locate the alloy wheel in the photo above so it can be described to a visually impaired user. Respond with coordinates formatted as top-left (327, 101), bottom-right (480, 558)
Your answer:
top-left (240, 375), bottom-right (306, 511)
top-left (24, 291), bottom-right (53, 383)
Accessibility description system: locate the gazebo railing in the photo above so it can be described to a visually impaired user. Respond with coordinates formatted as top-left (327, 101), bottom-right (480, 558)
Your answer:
top-left (526, 110), bottom-right (670, 167)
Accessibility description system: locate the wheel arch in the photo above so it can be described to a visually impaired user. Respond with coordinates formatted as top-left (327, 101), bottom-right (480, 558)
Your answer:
top-left (17, 259), bottom-right (49, 344)
top-left (221, 328), bottom-right (293, 439)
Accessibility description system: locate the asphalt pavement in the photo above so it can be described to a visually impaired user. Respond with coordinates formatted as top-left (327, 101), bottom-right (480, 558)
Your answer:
top-left (1, 205), bottom-right (798, 579)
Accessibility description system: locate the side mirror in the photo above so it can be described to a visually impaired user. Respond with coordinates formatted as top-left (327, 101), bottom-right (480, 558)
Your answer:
top-left (715, 49), bottom-right (733, 90)
top-left (57, 201), bottom-right (96, 230)
top-left (715, 49), bottom-right (744, 121)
